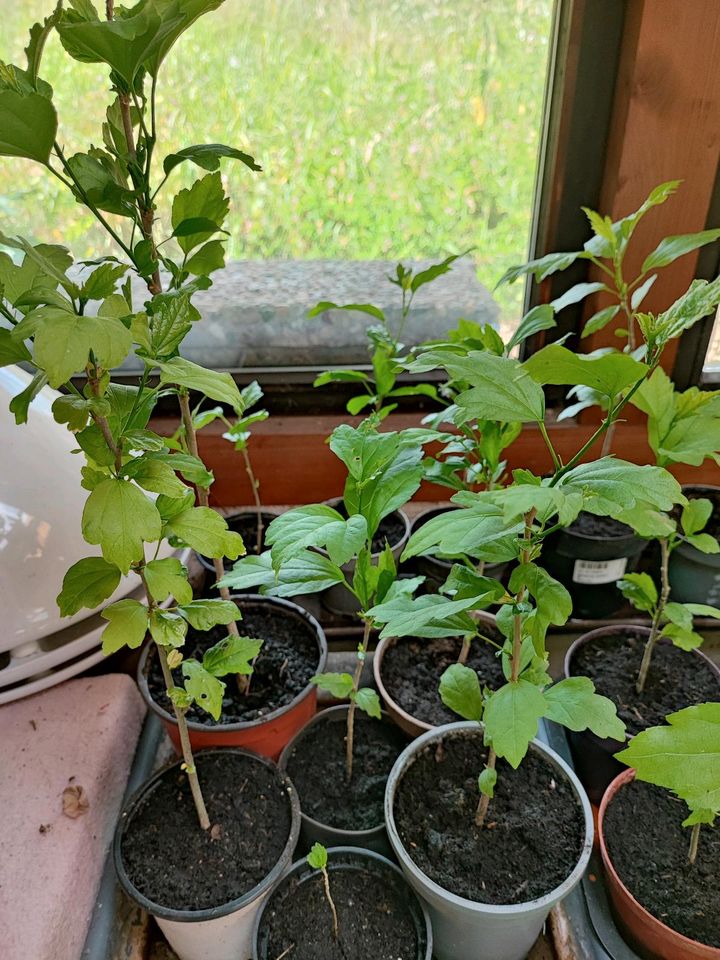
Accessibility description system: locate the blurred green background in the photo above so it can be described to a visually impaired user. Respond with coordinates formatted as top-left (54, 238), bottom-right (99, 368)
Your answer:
top-left (0, 0), bottom-right (553, 333)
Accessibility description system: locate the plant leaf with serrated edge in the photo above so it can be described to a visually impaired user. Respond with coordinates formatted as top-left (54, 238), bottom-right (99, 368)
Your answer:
top-left (182, 660), bottom-right (225, 720)
top-left (57, 556), bottom-right (121, 616)
top-left (82, 479), bottom-right (161, 574)
top-left (166, 506), bottom-right (245, 560)
top-left (311, 672), bottom-right (354, 698)
top-left (543, 677), bottom-right (626, 741)
top-left (202, 634), bottom-right (262, 677)
top-left (143, 557), bottom-right (192, 605)
top-left (100, 598), bottom-right (147, 654)
top-left (482, 680), bottom-right (546, 768)
top-left (149, 609), bottom-right (187, 648)
top-left (178, 598), bottom-right (241, 630)
top-left (163, 143), bottom-right (260, 175)
top-left (155, 355), bottom-right (241, 412)
top-left (353, 687), bottom-right (381, 718)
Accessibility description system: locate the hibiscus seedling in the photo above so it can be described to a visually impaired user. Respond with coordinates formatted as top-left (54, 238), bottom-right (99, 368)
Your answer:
top-left (307, 843), bottom-right (339, 939)
top-left (616, 702), bottom-right (720, 863)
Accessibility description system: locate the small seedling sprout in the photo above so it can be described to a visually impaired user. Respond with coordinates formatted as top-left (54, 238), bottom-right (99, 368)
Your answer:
top-left (307, 843), bottom-right (339, 940)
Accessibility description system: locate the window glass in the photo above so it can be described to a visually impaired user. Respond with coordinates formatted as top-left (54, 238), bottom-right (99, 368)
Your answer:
top-left (1, 0), bottom-right (554, 363)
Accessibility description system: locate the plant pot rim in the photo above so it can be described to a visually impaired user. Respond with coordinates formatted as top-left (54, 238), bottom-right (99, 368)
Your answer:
top-left (385, 720), bottom-right (594, 915)
top-left (277, 703), bottom-right (395, 841)
top-left (552, 513), bottom-right (641, 545)
top-left (251, 844), bottom-right (433, 959)
top-left (373, 614), bottom-right (499, 736)
top-left (196, 508), bottom-right (280, 573)
top-left (137, 593), bottom-right (328, 733)
top-left (113, 746), bottom-right (301, 922)
top-left (598, 768), bottom-right (720, 958)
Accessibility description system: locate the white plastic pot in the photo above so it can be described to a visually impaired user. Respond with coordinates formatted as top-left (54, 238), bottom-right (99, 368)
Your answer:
top-left (114, 748), bottom-right (300, 960)
top-left (384, 722), bottom-right (593, 960)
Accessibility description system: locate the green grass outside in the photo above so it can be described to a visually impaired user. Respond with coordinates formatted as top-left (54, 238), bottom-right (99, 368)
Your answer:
top-left (0, 0), bottom-right (553, 329)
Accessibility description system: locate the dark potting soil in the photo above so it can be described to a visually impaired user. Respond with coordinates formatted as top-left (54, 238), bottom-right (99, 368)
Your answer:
top-left (261, 863), bottom-right (421, 960)
top-left (568, 511), bottom-right (635, 539)
top-left (120, 752), bottom-right (291, 911)
top-left (285, 712), bottom-right (407, 831)
top-left (394, 730), bottom-right (584, 904)
top-left (570, 630), bottom-right (720, 737)
top-left (381, 635), bottom-right (505, 727)
top-left (604, 777), bottom-right (720, 948)
top-left (148, 604), bottom-right (320, 725)
top-left (201, 511), bottom-right (275, 570)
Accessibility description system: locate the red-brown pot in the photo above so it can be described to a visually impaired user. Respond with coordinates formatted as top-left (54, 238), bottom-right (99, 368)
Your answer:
top-left (599, 768), bottom-right (720, 960)
top-left (137, 594), bottom-right (328, 761)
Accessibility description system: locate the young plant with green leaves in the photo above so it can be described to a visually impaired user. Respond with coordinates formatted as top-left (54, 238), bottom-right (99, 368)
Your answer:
top-left (311, 256), bottom-right (465, 418)
top-left (306, 843), bottom-right (339, 940)
top-left (0, 0), bottom-right (266, 830)
top-left (370, 246), bottom-right (720, 825)
top-left (499, 182), bottom-right (720, 455)
top-left (616, 702), bottom-right (720, 864)
top-left (219, 419), bottom-right (436, 778)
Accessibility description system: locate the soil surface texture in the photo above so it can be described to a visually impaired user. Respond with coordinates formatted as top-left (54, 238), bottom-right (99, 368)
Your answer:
top-left (260, 860), bottom-right (422, 960)
top-left (201, 510), bottom-right (275, 570)
top-left (120, 752), bottom-right (291, 911)
top-left (394, 729), bottom-right (584, 904)
top-left (570, 630), bottom-right (719, 737)
top-left (148, 603), bottom-right (320, 725)
top-left (381, 635), bottom-right (505, 727)
top-left (567, 512), bottom-right (636, 539)
top-left (604, 777), bottom-right (720, 947)
top-left (285, 711), bottom-right (407, 831)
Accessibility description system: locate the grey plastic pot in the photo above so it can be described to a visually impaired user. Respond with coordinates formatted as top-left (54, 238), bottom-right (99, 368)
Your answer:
top-left (411, 506), bottom-right (507, 592)
top-left (252, 846), bottom-right (433, 959)
top-left (668, 484), bottom-right (720, 604)
top-left (322, 499), bottom-right (411, 616)
top-left (278, 704), bottom-right (395, 857)
top-left (385, 722), bottom-right (594, 960)
top-left (113, 748), bottom-right (300, 960)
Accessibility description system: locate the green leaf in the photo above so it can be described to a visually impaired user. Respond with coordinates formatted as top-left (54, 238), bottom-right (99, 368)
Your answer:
top-left (178, 598), bottom-right (241, 631)
top-left (166, 506), bottom-right (245, 560)
top-left (581, 305), bottom-right (621, 339)
top-left (82, 479), bottom-right (162, 574)
top-left (182, 659), bottom-right (225, 720)
top-left (558, 458), bottom-right (683, 520)
top-left (525, 345), bottom-right (647, 399)
top-left (353, 686), bottom-right (382, 718)
top-left (171, 171), bottom-right (229, 254)
top-left (202, 634), bottom-right (262, 677)
top-left (307, 301), bottom-right (385, 322)
top-left (543, 677), bottom-right (626, 741)
top-left (0, 329), bottom-right (31, 367)
top-left (311, 672), bottom-right (355, 698)
top-left (617, 573), bottom-right (658, 613)
top-left (314, 368), bottom-right (369, 386)
top-left (143, 557), bottom-right (192, 605)
top-left (220, 549), bottom-right (346, 598)
top-left (630, 275), bottom-right (657, 312)
top-left (149, 609), bottom-right (187, 648)
top-left (506, 304), bottom-right (556, 353)
top-left (684, 533), bottom-right (720, 554)
top-left (57, 556), bottom-right (121, 616)
top-left (445, 352), bottom-right (545, 423)
top-left (654, 276), bottom-right (720, 344)
top-left (145, 295), bottom-right (194, 358)
top-left (0, 90), bottom-right (57, 163)
top-left (267, 505), bottom-right (364, 568)
top-left (185, 239), bottom-right (226, 276)
top-left (496, 251), bottom-right (583, 287)
top-left (146, 451), bottom-right (213, 487)
top-left (483, 680), bottom-right (547, 768)
top-left (124, 458), bottom-right (189, 498)
top-left (402, 501), bottom-right (520, 565)
top-left (34, 310), bottom-right (132, 388)
top-left (10, 372), bottom-right (48, 424)
top-left (641, 229), bottom-right (720, 274)
top-left (551, 281), bottom-right (609, 314)
top-left (307, 843), bottom-right (328, 871)
top-left (100, 598), bottom-right (148, 655)
top-left (65, 152), bottom-right (136, 218)
top-left (439, 663), bottom-right (484, 721)
top-left (410, 253), bottom-right (464, 293)
top-left (369, 593), bottom-right (478, 639)
top-left (681, 498), bottom-right (713, 536)
top-left (25, 2), bottom-right (64, 85)
top-left (478, 766), bottom-right (497, 798)
top-left (509, 563), bottom-right (573, 629)
top-left (155, 356), bottom-right (242, 412)
top-left (80, 262), bottom-right (129, 302)
top-left (163, 143), bottom-right (261, 175)
top-left (616, 703), bottom-right (720, 818)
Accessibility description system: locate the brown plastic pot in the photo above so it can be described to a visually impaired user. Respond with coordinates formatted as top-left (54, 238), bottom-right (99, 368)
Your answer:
top-left (138, 594), bottom-right (328, 761)
top-left (599, 769), bottom-right (720, 960)
top-left (373, 612), bottom-right (499, 739)
top-left (564, 624), bottom-right (720, 804)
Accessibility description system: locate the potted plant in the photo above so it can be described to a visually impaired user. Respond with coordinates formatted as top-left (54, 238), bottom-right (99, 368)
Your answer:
top-left (252, 842), bottom-right (433, 960)
top-left (498, 182), bottom-right (720, 617)
top-left (367, 261), bottom-right (717, 957)
top-left (0, 4), bottom-right (299, 958)
top-left (220, 419), bottom-right (434, 850)
top-left (599, 702), bottom-right (720, 960)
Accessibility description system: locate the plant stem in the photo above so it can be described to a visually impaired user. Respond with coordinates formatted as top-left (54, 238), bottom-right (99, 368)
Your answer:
top-left (346, 618), bottom-right (372, 781)
top-left (475, 749), bottom-right (496, 828)
top-left (600, 419), bottom-right (616, 458)
top-left (241, 447), bottom-right (264, 554)
top-left (321, 867), bottom-right (340, 939)
top-left (636, 538), bottom-right (670, 694)
top-left (539, 420), bottom-right (562, 472)
top-left (688, 822), bottom-right (701, 865)
top-left (458, 635), bottom-right (472, 665)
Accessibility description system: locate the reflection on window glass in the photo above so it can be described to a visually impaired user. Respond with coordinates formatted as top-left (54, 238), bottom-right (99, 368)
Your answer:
top-left (705, 306), bottom-right (720, 373)
top-left (1, 0), bottom-right (553, 341)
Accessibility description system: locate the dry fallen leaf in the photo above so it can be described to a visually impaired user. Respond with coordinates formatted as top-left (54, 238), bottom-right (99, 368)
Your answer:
top-left (62, 784), bottom-right (89, 819)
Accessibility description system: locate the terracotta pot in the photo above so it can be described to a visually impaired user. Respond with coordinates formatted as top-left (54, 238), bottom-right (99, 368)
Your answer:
top-left (599, 769), bottom-right (720, 960)
top-left (373, 612), bottom-right (499, 739)
top-left (138, 595), bottom-right (327, 761)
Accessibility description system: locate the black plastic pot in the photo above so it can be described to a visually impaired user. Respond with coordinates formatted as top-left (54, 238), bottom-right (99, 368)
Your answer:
top-left (252, 846), bottom-right (433, 960)
top-left (542, 513), bottom-right (646, 619)
top-left (410, 506), bottom-right (507, 592)
top-left (196, 509), bottom-right (278, 580)
top-left (668, 484), bottom-right (720, 605)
